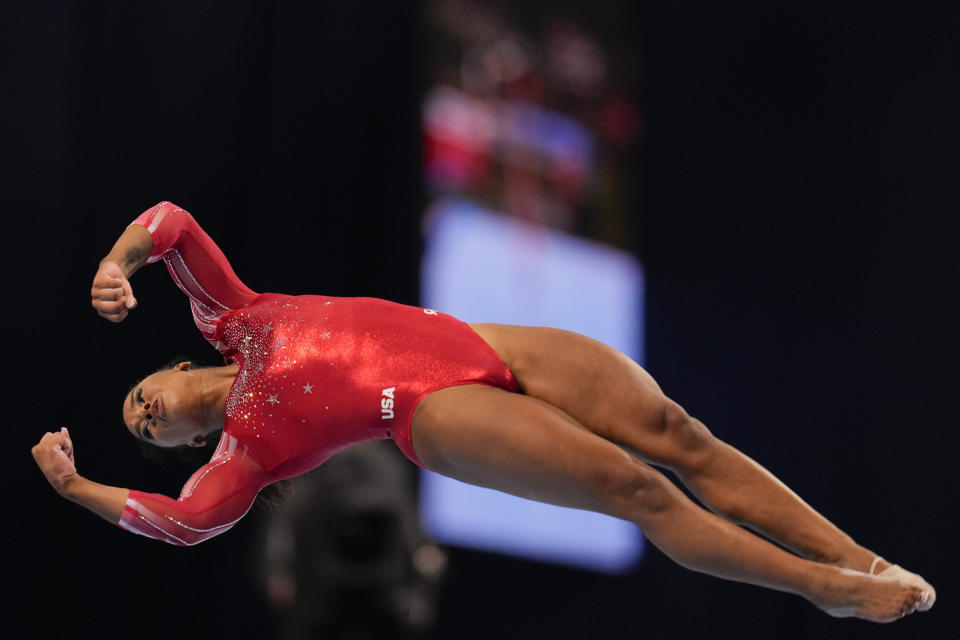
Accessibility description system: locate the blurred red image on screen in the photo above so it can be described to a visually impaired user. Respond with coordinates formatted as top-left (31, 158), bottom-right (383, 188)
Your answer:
top-left (422, 0), bottom-right (642, 248)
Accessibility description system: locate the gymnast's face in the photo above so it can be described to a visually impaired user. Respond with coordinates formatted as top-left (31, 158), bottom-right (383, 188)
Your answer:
top-left (122, 362), bottom-right (210, 448)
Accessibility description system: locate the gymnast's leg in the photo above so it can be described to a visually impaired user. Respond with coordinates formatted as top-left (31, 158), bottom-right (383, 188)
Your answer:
top-left (470, 324), bottom-right (929, 589)
top-left (411, 385), bottom-right (927, 622)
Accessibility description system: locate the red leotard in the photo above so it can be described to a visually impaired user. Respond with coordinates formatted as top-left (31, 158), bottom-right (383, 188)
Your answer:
top-left (117, 202), bottom-right (518, 545)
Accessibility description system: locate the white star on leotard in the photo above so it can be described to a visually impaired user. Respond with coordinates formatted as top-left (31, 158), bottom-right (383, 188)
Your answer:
top-left (267, 394), bottom-right (279, 405)
top-left (303, 383), bottom-right (313, 394)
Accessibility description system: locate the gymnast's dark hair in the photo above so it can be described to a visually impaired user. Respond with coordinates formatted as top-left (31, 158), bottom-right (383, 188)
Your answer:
top-left (127, 357), bottom-right (293, 510)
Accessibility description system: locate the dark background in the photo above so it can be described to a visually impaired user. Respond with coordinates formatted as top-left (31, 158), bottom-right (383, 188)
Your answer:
top-left (4, 2), bottom-right (956, 639)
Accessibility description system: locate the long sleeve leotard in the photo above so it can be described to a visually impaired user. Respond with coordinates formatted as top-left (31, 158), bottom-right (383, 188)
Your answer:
top-left (118, 202), bottom-right (518, 545)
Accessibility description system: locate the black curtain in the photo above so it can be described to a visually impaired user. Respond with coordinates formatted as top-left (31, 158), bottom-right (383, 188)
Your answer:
top-left (6, 3), bottom-right (420, 639)
top-left (641, 3), bottom-right (958, 638)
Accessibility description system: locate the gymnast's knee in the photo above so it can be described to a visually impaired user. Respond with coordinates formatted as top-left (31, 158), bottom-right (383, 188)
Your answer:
top-left (601, 454), bottom-right (676, 520)
top-left (655, 398), bottom-right (717, 471)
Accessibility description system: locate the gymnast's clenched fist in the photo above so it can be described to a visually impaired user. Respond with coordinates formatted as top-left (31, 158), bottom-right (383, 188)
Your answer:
top-left (90, 260), bottom-right (137, 322)
top-left (32, 428), bottom-right (78, 495)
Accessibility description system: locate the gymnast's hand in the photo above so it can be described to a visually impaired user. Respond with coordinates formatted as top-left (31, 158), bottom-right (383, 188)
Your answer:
top-left (91, 260), bottom-right (138, 322)
top-left (32, 428), bottom-right (78, 495)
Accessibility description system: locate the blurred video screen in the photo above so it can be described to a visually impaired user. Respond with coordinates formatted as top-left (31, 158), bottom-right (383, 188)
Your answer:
top-left (421, 202), bottom-right (644, 572)
top-left (419, 0), bottom-right (644, 573)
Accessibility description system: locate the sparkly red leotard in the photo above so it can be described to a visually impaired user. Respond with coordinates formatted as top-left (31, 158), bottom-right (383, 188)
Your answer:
top-left (118, 202), bottom-right (518, 545)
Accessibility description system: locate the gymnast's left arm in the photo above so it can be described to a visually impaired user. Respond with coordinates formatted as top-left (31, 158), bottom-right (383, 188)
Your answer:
top-left (92, 201), bottom-right (260, 330)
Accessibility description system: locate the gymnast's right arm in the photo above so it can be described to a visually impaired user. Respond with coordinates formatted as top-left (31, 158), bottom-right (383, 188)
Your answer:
top-left (32, 428), bottom-right (128, 524)
top-left (32, 429), bottom-right (265, 546)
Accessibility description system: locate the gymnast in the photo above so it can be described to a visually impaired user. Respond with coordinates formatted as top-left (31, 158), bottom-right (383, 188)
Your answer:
top-left (32, 202), bottom-right (934, 623)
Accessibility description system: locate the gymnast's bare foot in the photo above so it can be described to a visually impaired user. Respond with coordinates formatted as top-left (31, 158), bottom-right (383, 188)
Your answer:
top-left (808, 567), bottom-right (931, 623)
top-left (876, 563), bottom-right (936, 611)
